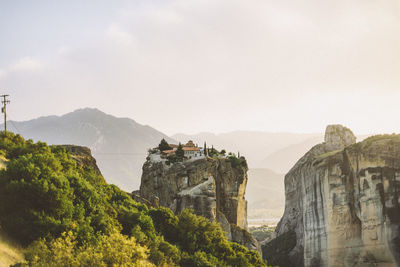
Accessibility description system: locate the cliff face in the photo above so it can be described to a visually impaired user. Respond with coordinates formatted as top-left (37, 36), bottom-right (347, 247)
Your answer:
top-left (61, 145), bottom-right (103, 175)
top-left (264, 125), bottom-right (400, 267)
top-left (139, 155), bottom-right (260, 253)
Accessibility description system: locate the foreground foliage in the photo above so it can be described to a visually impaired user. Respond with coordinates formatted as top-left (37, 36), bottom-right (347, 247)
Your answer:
top-left (0, 132), bottom-right (265, 266)
top-left (24, 230), bottom-right (154, 266)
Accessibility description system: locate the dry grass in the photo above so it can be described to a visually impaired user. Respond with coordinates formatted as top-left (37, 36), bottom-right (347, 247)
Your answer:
top-left (0, 154), bottom-right (7, 170)
top-left (0, 231), bottom-right (24, 267)
top-left (0, 156), bottom-right (22, 266)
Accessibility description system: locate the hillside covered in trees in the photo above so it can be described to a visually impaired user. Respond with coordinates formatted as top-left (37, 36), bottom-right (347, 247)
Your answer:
top-left (0, 132), bottom-right (265, 266)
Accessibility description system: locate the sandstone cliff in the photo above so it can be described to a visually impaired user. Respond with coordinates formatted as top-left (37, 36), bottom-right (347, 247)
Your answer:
top-left (264, 125), bottom-right (400, 267)
top-left (139, 154), bottom-right (261, 253)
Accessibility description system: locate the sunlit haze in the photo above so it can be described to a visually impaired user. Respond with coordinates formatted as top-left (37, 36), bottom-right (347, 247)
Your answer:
top-left (1, 0), bottom-right (399, 135)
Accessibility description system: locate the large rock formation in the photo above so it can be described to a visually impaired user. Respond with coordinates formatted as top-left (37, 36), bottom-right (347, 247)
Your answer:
top-left (61, 145), bottom-right (102, 175)
top-left (139, 154), bottom-right (261, 253)
top-left (264, 125), bottom-right (400, 267)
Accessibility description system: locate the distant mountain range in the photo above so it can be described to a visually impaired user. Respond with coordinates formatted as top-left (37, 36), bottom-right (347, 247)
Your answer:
top-left (6, 108), bottom-right (372, 199)
top-left (259, 136), bottom-right (324, 173)
top-left (172, 131), bottom-right (321, 169)
top-left (246, 168), bottom-right (285, 210)
top-left (6, 108), bottom-right (175, 191)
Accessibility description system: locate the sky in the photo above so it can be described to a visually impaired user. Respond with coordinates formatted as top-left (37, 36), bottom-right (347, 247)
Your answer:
top-left (0, 0), bottom-right (399, 135)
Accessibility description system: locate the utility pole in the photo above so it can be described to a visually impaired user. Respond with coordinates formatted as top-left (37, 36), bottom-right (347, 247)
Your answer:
top-left (1, 95), bottom-right (10, 133)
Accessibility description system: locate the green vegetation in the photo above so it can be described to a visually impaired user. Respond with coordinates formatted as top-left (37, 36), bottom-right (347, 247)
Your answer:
top-left (176, 143), bottom-right (184, 158)
top-left (208, 146), bottom-right (219, 157)
top-left (166, 154), bottom-right (181, 165)
top-left (205, 146), bottom-right (248, 169)
top-left (148, 148), bottom-right (158, 154)
top-left (23, 230), bottom-right (154, 266)
top-left (0, 132), bottom-right (264, 266)
top-left (362, 134), bottom-right (400, 147)
top-left (150, 207), bottom-right (265, 267)
top-left (228, 154), bottom-right (248, 169)
top-left (166, 143), bottom-right (185, 165)
top-left (165, 144), bottom-right (185, 165)
top-left (317, 149), bottom-right (342, 160)
top-left (249, 225), bottom-right (276, 243)
top-left (158, 138), bottom-right (172, 152)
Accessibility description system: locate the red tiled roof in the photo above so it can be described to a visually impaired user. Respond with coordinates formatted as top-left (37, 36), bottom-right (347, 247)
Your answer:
top-left (182, 147), bottom-right (200, 151)
top-left (162, 149), bottom-right (176, 154)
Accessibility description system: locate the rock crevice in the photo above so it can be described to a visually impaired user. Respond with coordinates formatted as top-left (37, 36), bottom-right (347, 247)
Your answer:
top-left (264, 125), bottom-right (400, 267)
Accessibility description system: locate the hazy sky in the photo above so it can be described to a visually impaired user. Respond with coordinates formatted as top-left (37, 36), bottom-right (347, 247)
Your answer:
top-left (0, 0), bottom-right (399, 135)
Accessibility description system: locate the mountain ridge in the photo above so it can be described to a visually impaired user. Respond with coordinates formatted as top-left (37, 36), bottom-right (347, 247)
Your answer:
top-left (4, 108), bottom-right (175, 191)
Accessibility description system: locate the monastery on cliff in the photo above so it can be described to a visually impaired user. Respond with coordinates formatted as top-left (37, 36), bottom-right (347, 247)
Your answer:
top-left (161, 140), bottom-right (204, 159)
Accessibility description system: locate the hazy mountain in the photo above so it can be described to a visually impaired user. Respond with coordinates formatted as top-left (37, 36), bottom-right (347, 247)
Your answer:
top-left (6, 108), bottom-right (374, 195)
top-left (246, 168), bottom-right (285, 223)
top-left (172, 131), bottom-right (321, 168)
top-left (259, 134), bottom-right (372, 174)
top-left (247, 168), bottom-right (285, 210)
top-left (260, 136), bottom-right (324, 174)
top-left (6, 108), bottom-right (175, 191)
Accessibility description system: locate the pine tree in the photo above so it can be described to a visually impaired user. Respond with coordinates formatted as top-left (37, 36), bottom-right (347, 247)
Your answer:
top-left (176, 143), bottom-right (184, 158)
top-left (158, 139), bottom-right (171, 151)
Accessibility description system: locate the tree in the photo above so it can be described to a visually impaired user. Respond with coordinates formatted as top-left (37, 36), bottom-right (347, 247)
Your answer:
top-left (0, 133), bottom-right (265, 267)
top-left (0, 151), bottom-right (76, 245)
top-left (176, 143), bottom-right (184, 159)
top-left (24, 230), bottom-right (155, 267)
top-left (158, 139), bottom-right (171, 152)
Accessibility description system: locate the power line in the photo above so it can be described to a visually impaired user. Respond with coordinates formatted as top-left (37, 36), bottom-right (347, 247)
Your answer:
top-left (1, 95), bottom-right (10, 133)
top-left (93, 152), bottom-right (147, 156)
top-left (7, 114), bottom-right (21, 134)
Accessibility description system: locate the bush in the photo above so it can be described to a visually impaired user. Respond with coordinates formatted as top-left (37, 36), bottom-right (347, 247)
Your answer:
top-left (0, 133), bottom-right (265, 266)
top-left (0, 152), bottom-right (75, 245)
top-left (176, 143), bottom-right (184, 159)
top-left (228, 155), bottom-right (248, 169)
top-left (148, 148), bottom-right (158, 154)
top-left (158, 139), bottom-right (171, 152)
top-left (24, 230), bottom-right (154, 266)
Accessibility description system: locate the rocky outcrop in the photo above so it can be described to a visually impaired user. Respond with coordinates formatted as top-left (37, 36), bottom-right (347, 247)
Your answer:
top-left (264, 125), bottom-right (400, 267)
top-left (60, 145), bottom-right (102, 175)
top-left (324, 124), bottom-right (356, 151)
top-left (139, 155), bottom-right (261, 254)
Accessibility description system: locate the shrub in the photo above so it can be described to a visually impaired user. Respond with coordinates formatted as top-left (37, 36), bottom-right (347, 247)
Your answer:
top-left (228, 154), bottom-right (248, 169)
top-left (158, 139), bottom-right (171, 152)
top-left (176, 143), bottom-right (184, 159)
top-left (23, 230), bottom-right (154, 266)
top-left (0, 133), bottom-right (265, 266)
